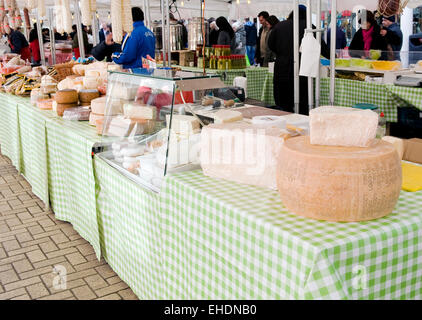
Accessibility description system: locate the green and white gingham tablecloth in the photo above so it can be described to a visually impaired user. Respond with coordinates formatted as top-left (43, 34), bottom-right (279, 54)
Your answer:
top-left (161, 170), bottom-right (422, 299)
top-left (1, 93), bottom-right (422, 300)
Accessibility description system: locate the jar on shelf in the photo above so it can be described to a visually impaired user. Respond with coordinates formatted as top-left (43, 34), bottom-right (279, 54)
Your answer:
top-left (217, 56), bottom-right (225, 70)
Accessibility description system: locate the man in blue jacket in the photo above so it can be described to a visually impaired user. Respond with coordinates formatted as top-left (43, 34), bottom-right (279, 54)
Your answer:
top-left (113, 7), bottom-right (155, 69)
top-left (381, 16), bottom-right (403, 60)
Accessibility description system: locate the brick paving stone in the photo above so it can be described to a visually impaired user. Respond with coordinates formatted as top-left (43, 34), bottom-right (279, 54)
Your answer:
top-left (11, 294), bottom-right (31, 300)
top-left (15, 232), bottom-right (33, 243)
top-left (26, 249), bottom-right (47, 263)
top-left (16, 211), bottom-right (33, 221)
top-left (51, 233), bottom-right (69, 245)
top-left (118, 288), bottom-right (138, 300)
top-left (12, 258), bottom-right (34, 273)
top-left (77, 243), bottom-right (95, 257)
top-left (95, 264), bottom-right (116, 279)
top-left (26, 282), bottom-right (49, 299)
top-left (106, 276), bottom-right (123, 286)
top-left (72, 285), bottom-right (97, 300)
top-left (5, 217), bottom-right (20, 227)
top-left (38, 290), bottom-right (74, 300)
top-left (4, 276), bottom-right (41, 291)
top-left (27, 225), bottom-right (44, 236)
top-left (66, 252), bottom-right (87, 266)
top-left (2, 239), bottom-right (20, 252)
top-left (96, 293), bottom-right (122, 300)
top-left (0, 223), bottom-right (10, 233)
top-left (84, 274), bottom-right (108, 291)
top-left (0, 288), bottom-right (26, 300)
top-left (46, 247), bottom-right (78, 259)
top-left (0, 264), bottom-right (13, 273)
top-left (0, 269), bottom-right (19, 285)
top-left (39, 241), bottom-right (59, 254)
top-left (95, 282), bottom-right (129, 298)
top-left (0, 247), bottom-right (7, 259)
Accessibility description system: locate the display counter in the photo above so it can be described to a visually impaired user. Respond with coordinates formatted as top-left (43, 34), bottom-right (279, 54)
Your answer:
top-left (0, 93), bottom-right (421, 300)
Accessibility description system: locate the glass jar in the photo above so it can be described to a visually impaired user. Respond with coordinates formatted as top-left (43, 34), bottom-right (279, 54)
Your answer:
top-left (225, 56), bottom-right (232, 70)
top-left (217, 56), bottom-right (225, 70)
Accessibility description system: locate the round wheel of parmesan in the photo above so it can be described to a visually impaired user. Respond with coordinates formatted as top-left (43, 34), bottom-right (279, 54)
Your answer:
top-left (56, 103), bottom-right (78, 117)
top-left (276, 136), bottom-right (402, 222)
top-left (79, 89), bottom-right (100, 103)
top-left (55, 89), bottom-right (78, 104)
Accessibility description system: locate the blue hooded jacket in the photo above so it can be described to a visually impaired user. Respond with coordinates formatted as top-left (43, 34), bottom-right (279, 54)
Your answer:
top-left (113, 21), bottom-right (155, 69)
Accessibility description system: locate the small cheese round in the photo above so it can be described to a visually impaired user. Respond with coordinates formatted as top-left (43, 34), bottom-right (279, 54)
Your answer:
top-left (276, 136), bottom-right (402, 222)
top-left (90, 96), bottom-right (107, 115)
top-left (37, 99), bottom-right (54, 110)
top-left (79, 89), bottom-right (100, 103)
top-left (83, 76), bottom-right (99, 90)
top-left (56, 102), bottom-right (78, 117)
top-left (55, 89), bottom-right (78, 104)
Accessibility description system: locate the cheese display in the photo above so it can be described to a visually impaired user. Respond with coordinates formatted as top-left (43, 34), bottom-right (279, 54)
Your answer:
top-left (276, 136), bottom-right (402, 222)
top-left (201, 122), bottom-right (290, 190)
top-left (89, 113), bottom-right (104, 126)
top-left (90, 97), bottom-right (107, 115)
top-left (157, 133), bottom-right (201, 169)
top-left (56, 102), bottom-right (78, 117)
top-left (309, 106), bottom-right (378, 147)
top-left (213, 110), bottom-right (243, 124)
top-left (166, 115), bottom-right (200, 135)
top-left (104, 116), bottom-right (155, 137)
top-left (382, 136), bottom-right (404, 160)
top-left (123, 104), bottom-right (157, 120)
top-left (55, 89), bottom-right (78, 104)
top-left (79, 89), bottom-right (100, 103)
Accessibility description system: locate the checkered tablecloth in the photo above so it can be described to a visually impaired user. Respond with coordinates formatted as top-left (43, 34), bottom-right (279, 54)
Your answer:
top-left (161, 170), bottom-right (422, 299)
top-left (0, 93), bottom-right (21, 169)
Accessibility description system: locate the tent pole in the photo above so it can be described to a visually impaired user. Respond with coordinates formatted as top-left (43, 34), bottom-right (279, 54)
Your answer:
top-left (166, 0), bottom-right (171, 67)
top-left (161, 0), bottom-right (166, 66)
top-left (315, 0), bottom-right (322, 108)
top-left (48, 8), bottom-right (56, 66)
top-left (92, 12), bottom-right (99, 46)
top-left (329, 0), bottom-right (336, 106)
top-left (36, 9), bottom-right (45, 66)
top-left (74, 0), bottom-right (85, 60)
top-left (293, 0), bottom-right (299, 114)
top-left (306, 0), bottom-right (313, 113)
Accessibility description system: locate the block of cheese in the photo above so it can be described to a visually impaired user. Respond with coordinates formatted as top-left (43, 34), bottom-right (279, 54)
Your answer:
top-left (55, 89), bottom-right (79, 104)
top-left (83, 76), bottom-right (99, 90)
top-left (37, 99), bottom-right (54, 110)
top-left (382, 136), bottom-right (404, 160)
top-left (79, 89), bottom-right (100, 103)
top-left (201, 122), bottom-right (289, 190)
top-left (123, 104), bottom-right (157, 120)
top-left (166, 114), bottom-right (200, 135)
top-left (310, 106), bottom-right (378, 147)
top-left (214, 110), bottom-right (243, 124)
top-left (276, 136), bottom-right (402, 222)
top-left (89, 113), bottom-right (104, 126)
top-left (112, 85), bottom-right (138, 100)
top-left (104, 116), bottom-right (155, 137)
top-left (90, 97), bottom-right (107, 115)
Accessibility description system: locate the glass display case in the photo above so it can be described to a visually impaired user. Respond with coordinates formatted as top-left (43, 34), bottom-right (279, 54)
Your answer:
top-left (97, 68), bottom-right (242, 192)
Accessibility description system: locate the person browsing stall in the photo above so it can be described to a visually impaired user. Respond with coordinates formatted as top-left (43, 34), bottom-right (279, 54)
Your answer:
top-left (91, 25), bottom-right (122, 62)
top-left (216, 16), bottom-right (236, 52)
top-left (112, 7), bottom-right (155, 69)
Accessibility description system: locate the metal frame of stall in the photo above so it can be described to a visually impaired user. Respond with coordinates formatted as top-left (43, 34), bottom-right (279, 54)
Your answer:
top-left (292, 0), bottom-right (337, 113)
top-left (32, 1), bottom-right (101, 66)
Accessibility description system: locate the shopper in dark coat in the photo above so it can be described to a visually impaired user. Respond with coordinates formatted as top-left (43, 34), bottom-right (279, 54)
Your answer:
top-left (268, 5), bottom-right (330, 115)
top-left (381, 15), bottom-right (403, 60)
top-left (91, 29), bottom-right (121, 62)
top-left (262, 15), bottom-right (279, 67)
top-left (216, 16), bottom-right (236, 52)
top-left (349, 10), bottom-right (388, 57)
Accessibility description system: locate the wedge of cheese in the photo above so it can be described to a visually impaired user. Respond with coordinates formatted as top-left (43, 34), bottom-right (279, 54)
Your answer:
top-left (310, 106), bottom-right (378, 147)
top-left (201, 122), bottom-right (289, 190)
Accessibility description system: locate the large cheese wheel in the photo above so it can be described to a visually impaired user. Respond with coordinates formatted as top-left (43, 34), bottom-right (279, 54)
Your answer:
top-left (79, 89), bottom-right (100, 103)
top-left (276, 136), bottom-right (402, 222)
top-left (89, 113), bottom-right (104, 126)
top-left (55, 89), bottom-right (78, 104)
top-left (56, 103), bottom-right (78, 117)
top-left (90, 96), bottom-right (107, 115)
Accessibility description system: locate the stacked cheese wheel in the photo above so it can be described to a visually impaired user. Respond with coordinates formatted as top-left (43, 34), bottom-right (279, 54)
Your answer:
top-left (276, 107), bottom-right (402, 222)
top-left (79, 89), bottom-right (99, 106)
top-left (55, 89), bottom-right (78, 117)
top-left (90, 96), bottom-right (106, 134)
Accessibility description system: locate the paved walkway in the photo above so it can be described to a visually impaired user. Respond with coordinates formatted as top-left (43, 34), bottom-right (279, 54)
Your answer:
top-left (0, 152), bottom-right (138, 300)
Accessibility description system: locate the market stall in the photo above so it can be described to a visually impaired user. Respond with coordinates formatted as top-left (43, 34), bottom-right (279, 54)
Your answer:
top-left (0, 0), bottom-right (421, 302)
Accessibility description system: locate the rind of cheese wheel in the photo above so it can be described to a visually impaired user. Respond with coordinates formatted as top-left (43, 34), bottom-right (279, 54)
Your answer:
top-left (55, 89), bottom-right (78, 104)
top-left (276, 136), bottom-right (402, 222)
top-left (166, 114), bottom-right (200, 135)
top-left (56, 103), bottom-right (78, 117)
top-left (123, 104), bottom-right (157, 120)
top-left (90, 97), bottom-right (107, 115)
top-left (213, 110), bottom-right (243, 124)
top-left (310, 106), bottom-right (378, 147)
top-left (201, 122), bottom-right (288, 190)
top-left (382, 136), bottom-right (404, 160)
top-left (37, 99), bottom-right (54, 110)
top-left (89, 113), bottom-right (104, 126)
top-left (79, 89), bottom-right (100, 103)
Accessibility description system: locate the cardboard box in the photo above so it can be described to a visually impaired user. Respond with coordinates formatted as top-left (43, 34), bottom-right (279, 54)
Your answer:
top-left (403, 138), bottom-right (422, 164)
top-left (179, 51), bottom-right (195, 67)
